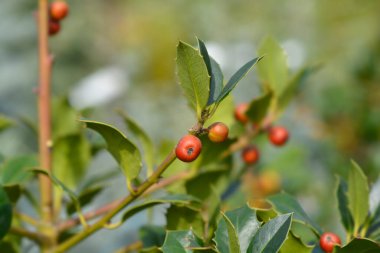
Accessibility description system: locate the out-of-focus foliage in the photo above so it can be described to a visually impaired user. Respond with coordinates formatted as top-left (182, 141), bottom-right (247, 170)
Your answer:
top-left (1, 0), bottom-right (380, 252)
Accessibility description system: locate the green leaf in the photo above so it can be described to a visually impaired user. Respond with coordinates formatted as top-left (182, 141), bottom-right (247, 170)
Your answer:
top-left (245, 91), bottom-right (273, 124)
top-left (0, 240), bottom-right (18, 253)
top-left (3, 185), bottom-right (21, 204)
top-left (214, 204), bottom-right (261, 253)
top-left (257, 36), bottom-right (288, 96)
top-left (53, 134), bottom-right (91, 189)
top-left (120, 112), bottom-right (155, 175)
top-left (166, 206), bottom-right (204, 240)
top-left (267, 192), bottom-right (322, 234)
top-left (279, 231), bottom-right (313, 253)
top-left (0, 187), bottom-right (12, 240)
top-left (276, 66), bottom-right (316, 113)
top-left (66, 186), bottom-right (103, 215)
top-left (177, 41), bottom-right (210, 119)
top-left (139, 225), bottom-right (166, 248)
top-left (161, 230), bottom-right (204, 253)
top-left (0, 114), bottom-right (13, 133)
top-left (52, 97), bottom-right (81, 140)
top-left (217, 57), bottom-right (263, 103)
top-left (348, 161), bottom-right (369, 232)
top-left (0, 156), bottom-right (37, 186)
top-left (247, 213), bottom-right (292, 253)
top-left (336, 176), bottom-right (354, 233)
top-left (221, 213), bottom-right (241, 253)
top-left (197, 39), bottom-right (224, 106)
top-left (206, 95), bottom-right (234, 129)
top-left (121, 194), bottom-right (200, 223)
top-left (81, 120), bottom-right (142, 183)
top-left (334, 238), bottom-right (380, 253)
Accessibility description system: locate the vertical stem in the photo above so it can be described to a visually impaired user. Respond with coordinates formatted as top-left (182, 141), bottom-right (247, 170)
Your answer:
top-left (38, 0), bottom-right (54, 235)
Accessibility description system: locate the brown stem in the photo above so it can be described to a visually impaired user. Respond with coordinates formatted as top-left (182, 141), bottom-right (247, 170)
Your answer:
top-left (9, 227), bottom-right (50, 245)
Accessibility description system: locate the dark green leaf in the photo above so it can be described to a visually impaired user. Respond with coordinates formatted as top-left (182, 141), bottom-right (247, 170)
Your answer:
top-left (66, 186), bottom-right (103, 215)
top-left (0, 187), bottom-right (12, 240)
top-left (247, 213), bottom-right (292, 253)
top-left (177, 41), bottom-right (210, 119)
top-left (348, 161), bottom-right (369, 232)
top-left (336, 176), bottom-right (354, 233)
top-left (246, 91), bottom-right (273, 124)
top-left (3, 185), bottom-right (21, 204)
top-left (278, 231), bottom-right (313, 253)
top-left (139, 225), bottom-right (166, 248)
top-left (198, 39), bottom-right (224, 106)
top-left (267, 192), bottom-right (322, 234)
top-left (81, 120), bottom-right (142, 183)
top-left (120, 112), bottom-right (155, 174)
top-left (257, 36), bottom-right (288, 96)
top-left (0, 156), bottom-right (37, 186)
top-left (161, 230), bottom-right (204, 253)
top-left (334, 238), bottom-right (380, 253)
top-left (214, 204), bottom-right (261, 253)
top-left (221, 213), bottom-right (241, 253)
top-left (53, 134), bottom-right (91, 189)
top-left (121, 194), bottom-right (200, 223)
top-left (217, 57), bottom-right (263, 103)
top-left (0, 240), bottom-right (18, 253)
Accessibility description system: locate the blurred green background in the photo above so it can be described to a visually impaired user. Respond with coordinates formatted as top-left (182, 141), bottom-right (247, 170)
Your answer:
top-left (1, 0), bottom-right (380, 252)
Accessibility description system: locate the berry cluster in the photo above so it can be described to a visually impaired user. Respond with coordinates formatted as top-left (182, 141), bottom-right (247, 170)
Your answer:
top-left (234, 102), bottom-right (289, 165)
top-left (48, 1), bottom-right (69, 36)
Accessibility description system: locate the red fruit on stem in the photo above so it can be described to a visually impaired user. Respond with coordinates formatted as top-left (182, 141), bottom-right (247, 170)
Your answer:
top-left (175, 135), bottom-right (202, 162)
top-left (48, 19), bottom-right (61, 36)
top-left (234, 103), bottom-right (249, 124)
top-left (242, 146), bottom-right (260, 164)
top-left (208, 122), bottom-right (229, 143)
top-left (50, 1), bottom-right (69, 21)
top-left (319, 232), bottom-right (341, 253)
top-left (268, 126), bottom-right (289, 146)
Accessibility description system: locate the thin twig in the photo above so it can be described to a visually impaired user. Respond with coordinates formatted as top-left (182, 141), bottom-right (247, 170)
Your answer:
top-left (9, 227), bottom-right (50, 245)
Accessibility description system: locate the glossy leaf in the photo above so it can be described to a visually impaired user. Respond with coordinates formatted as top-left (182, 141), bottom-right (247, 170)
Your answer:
top-left (198, 39), bottom-right (224, 106)
top-left (214, 204), bottom-right (261, 253)
top-left (0, 187), bottom-right (12, 240)
top-left (246, 91), bottom-right (273, 124)
top-left (121, 194), bottom-right (200, 223)
top-left (53, 134), bottom-right (91, 189)
top-left (279, 231), bottom-right (313, 253)
top-left (348, 161), bottom-right (369, 232)
top-left (177, 41), bottom-right (210, 119)
top-left (222, 213), bottom-right (241, 253)
top-left (120, 112), bottom-right (155, 174)
top-left (0, 156), bottom-right (37, 186)
top-left (334, 238), bottom-right (380, 253)
top-left (247, 213), bottom-right (292, 253)
top-left (336, 176), bottom-right (354, 233)
top-left (161, 230), bottom-right (203, 253)
top-left (217, 57), bottom-right (263, 103)
top-left (267, 192), bottom-right (321, 234)
top-left (81, 120), bottom-right (142, 183)
top-left (257, 36), bottom-right (288, 96)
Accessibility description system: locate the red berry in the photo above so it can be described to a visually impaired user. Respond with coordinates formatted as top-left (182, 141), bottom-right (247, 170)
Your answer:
top-left (242, 146), bottom-right (260, 164)
top-left (319, 232), bottom-right (341, 253)
top-left (268, 126), bottom-right (289, 146)
top-left (234, 103), bottom-right (249, 124)
top-left (50, 1), bottom-right (69, 21)
top-left (48, 19), bottom-right (61, 36)
top-left (175, 135), bottom-right (202, 162)
top-left (208, 122), bottom-right (229, 143)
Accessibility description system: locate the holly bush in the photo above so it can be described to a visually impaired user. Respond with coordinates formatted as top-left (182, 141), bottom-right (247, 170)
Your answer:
top-left (0, 2), bottom-right (380, 253)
